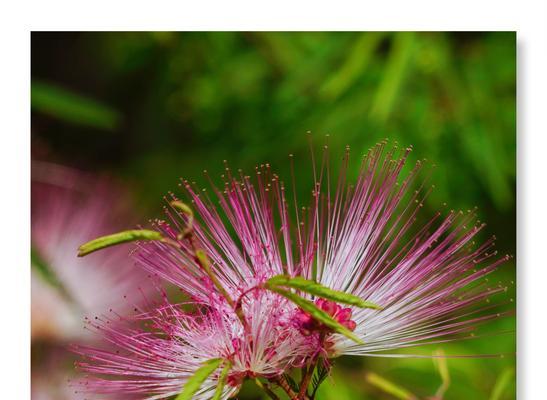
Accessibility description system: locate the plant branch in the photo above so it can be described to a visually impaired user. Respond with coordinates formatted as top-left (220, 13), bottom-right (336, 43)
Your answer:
top-left (163, 206), bottom-right (249, 328)
top-left (299, 358), bottom-right (318, 399)
top-left (272, 375), bottom-right (308, 400)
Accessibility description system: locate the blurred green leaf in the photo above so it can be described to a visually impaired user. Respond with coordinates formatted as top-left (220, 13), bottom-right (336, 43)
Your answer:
top-left (266, 275), bottom-right (381, 309)
top-left (432, 349), bottom-right (450, 399)
top-left (489, 367), bottom-right (514, 400)
top-left (176, 358), bottom-right (223, 400)
top-left (31, 81), bottom-right (121, 130)
top-left (365, 372), bottom-right (417, 400)
top-left (370, 32), bottom-right (415, 123)
top-left (316, 367), bottom-right (366, 400)
top-left (320, 32), bottom-right (384, 100)
top-left (316, 378), bottom-right (359, 400)
top-left (31, 246), bottom-right (73, 301)
top-left (77, 229), bottom-right (163, 256)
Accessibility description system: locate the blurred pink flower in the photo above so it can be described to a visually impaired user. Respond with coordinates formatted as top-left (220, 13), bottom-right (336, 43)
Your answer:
top-left (31, 162), bottom-right (148, 341)
top-left (31, 162), bottom-right (150, 400)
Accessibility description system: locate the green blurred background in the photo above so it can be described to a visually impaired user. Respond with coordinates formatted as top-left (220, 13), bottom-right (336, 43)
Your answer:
top-left (31, 32), bottom-right (516, 399)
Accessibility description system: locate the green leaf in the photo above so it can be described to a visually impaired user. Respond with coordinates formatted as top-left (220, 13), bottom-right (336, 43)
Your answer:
top-left (266, 275), bottom-right (381, 310)
top-left (283, 373), bottom-right (300, 394)
top-left (311, 359), bottom-right (331, 398)
top-left (269, 287), bottom-right (364, 344)
top-left (31, 81), bottom-right (121, 130)
top-left (365, 372), bottom-right (417, 400)
top-left (212, 360), bottom-right (232, 400)
top-left (175, 358), bottom-right (223, 400)
top-left (77, 229), bottom-right (164, 257)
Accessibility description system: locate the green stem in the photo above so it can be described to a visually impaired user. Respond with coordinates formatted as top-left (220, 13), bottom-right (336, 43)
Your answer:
top-left (194, 249), bottom-right (248, 329)
top-left (255, 378), bottom-right (281, 400)
top-left (193, 249), bottom-right (235, 308)
top-left (163, 225), bottom-right (248, 329)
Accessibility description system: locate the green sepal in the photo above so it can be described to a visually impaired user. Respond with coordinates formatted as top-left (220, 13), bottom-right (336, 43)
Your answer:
top-left (269, 287), bottom-right (364, 344)
top-left (266, 275), bottom-right (381, 309)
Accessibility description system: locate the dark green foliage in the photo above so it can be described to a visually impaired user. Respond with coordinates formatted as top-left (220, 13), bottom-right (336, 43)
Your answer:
top-left (31, 32), bottom-right (516, 219)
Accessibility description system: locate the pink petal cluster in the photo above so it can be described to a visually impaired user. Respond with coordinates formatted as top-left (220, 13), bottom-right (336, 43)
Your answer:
top-left (74, 291), bottom-right (313, 399)
top-left (76, 142), bottom-right (511, 399)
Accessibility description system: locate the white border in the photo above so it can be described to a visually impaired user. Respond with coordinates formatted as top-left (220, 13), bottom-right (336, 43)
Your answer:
top-left (1, 1), bottom-right (546, 398)
top-left (516, 6), bottom-right (547, 398)
top-left (21, 1), bottom-right (525, 31)
top-left (0, 26), bottom-right (30, 399)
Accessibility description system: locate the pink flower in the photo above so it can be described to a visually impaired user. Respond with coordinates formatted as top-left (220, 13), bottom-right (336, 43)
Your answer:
top-left (137, 142), bottom-right (510, 356)
top-left (74, 291), bottom-right (313, 399)
top-left (76, 142), bottom-right (511, 398)
top-left (31, 162), bottom-right (149, 341)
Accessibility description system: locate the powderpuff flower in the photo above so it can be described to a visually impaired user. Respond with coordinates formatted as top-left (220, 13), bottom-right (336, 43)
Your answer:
top-left (77, 141), bottom-right (511, 399)
top-left (135, 142), bottom-right (510, 357)
top-left (31, 162), bottom-right (149, 341)
top-left (74, 290), bottom-right (314, 399)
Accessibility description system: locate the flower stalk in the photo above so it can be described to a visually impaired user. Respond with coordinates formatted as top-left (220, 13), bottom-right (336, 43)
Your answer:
top-left (273, 375), bottom-right (307, 400)
top-left (298, 358), bottom-right (318, 399)
top-left (255, 378), bottom-right (281, 400)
